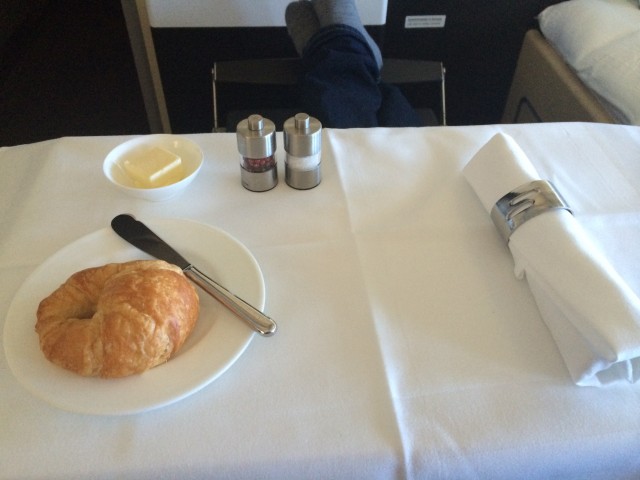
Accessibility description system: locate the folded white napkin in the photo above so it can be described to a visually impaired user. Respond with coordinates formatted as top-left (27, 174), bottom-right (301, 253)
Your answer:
top-left (463, 133), bottom-right (640, 386)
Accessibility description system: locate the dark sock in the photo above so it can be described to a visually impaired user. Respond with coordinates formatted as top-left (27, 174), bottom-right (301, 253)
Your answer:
top-left (285, 1), bottom-right (321, 56)
top-left (311, 0), bottom-right (383, 69)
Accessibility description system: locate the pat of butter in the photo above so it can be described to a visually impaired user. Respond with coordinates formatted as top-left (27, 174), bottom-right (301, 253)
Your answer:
top-left (122, 147), bottom-right (184, 188)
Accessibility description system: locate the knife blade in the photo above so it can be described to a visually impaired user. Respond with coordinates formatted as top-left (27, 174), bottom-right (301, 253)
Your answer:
top-left (111, 214), bottom-right (276, 336)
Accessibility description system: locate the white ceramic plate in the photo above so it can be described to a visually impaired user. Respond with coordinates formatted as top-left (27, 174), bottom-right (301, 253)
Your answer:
top-left (3, 218), bottom-right (264, 415)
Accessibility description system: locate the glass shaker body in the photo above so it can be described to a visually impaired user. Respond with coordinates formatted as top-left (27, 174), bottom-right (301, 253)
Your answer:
top-left (236, 114), bottom-right (278, 192)
top-left (283, 113), bottom-right (322, 190)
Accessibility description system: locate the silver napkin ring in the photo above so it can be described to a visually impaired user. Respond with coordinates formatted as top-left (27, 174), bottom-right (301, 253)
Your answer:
top-left (490, 180), bottom-right (572, 242)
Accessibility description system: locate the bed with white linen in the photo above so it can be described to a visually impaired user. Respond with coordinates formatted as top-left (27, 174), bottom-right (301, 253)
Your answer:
top-left (502, 0), bottom-right (640, 125)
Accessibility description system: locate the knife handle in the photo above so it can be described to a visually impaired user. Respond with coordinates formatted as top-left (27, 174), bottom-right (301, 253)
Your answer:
top-left (184, 265), bottom-right (277, 336)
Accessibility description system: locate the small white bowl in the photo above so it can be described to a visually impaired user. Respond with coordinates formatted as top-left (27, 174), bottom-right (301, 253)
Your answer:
top-left (103, 134), bottom-right (203, 202)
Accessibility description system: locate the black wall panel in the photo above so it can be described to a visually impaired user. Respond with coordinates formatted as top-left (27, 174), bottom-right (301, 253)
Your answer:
top-left (383, 0), bottom-right (563, 125)
top-left (153, 27), bottom-right (297, 133)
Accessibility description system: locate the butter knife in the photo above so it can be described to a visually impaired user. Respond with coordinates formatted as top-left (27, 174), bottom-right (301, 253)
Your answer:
top-left (111, 214), bottom-right (277, 336)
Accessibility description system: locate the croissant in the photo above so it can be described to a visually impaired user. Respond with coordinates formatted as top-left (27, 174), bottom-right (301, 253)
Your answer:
top-left (35, 260), bottom-right (199, 378)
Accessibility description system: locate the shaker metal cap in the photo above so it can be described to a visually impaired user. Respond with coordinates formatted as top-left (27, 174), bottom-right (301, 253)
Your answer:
top-left (283, 113), bottom-right (322, 157)
top-left (236, 114), bottom-right (276, 158)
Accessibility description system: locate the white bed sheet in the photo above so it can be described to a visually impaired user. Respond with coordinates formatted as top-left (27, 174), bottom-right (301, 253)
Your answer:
top-left (539, 0), bottom-right (640, 125)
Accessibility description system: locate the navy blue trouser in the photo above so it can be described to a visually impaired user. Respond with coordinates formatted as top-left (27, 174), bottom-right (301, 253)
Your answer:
top-left (297, 25), bottom-right (424, 128)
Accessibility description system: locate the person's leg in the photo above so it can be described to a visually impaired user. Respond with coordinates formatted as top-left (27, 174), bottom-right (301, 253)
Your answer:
top-left (285, 0), bottom-right (380, 127)
top-left (311, 0), bottom-right (382, 70)
top-left (285, 1), bottom-right (320, 56)
top-left (377, 83), bottom-right (424, 127)
top-left (299, 25), bottom-right (381, 128)
top-left (284, 0), bottom-right (424, 128)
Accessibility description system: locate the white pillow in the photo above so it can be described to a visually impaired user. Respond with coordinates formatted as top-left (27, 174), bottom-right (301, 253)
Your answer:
top-left (539, 0), bottom-right (640, 68)
top-left (579, 31), bottom-right (640, 124)
top-left (539, 0), bottom-right (640, 125)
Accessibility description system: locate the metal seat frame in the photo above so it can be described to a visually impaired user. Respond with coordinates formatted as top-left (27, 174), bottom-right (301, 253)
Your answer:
top-left (212, 57), bottom-right (446, 131)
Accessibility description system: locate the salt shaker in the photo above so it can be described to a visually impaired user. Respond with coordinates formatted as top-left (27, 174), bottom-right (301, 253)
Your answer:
top-left (283, 113), bottom-right (322, 190)
top-left (236, 114), bottom-right (278, 192)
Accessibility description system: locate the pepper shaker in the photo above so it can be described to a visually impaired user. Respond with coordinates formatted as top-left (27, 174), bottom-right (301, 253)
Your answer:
top-left (283, 113), bottom-right (322, 190)
top-left (236, 114), bottom-right (278, 192)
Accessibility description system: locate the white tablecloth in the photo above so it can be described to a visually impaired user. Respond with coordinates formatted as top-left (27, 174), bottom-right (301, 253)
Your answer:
top-left (1, 123), bottom-right (640, 479)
